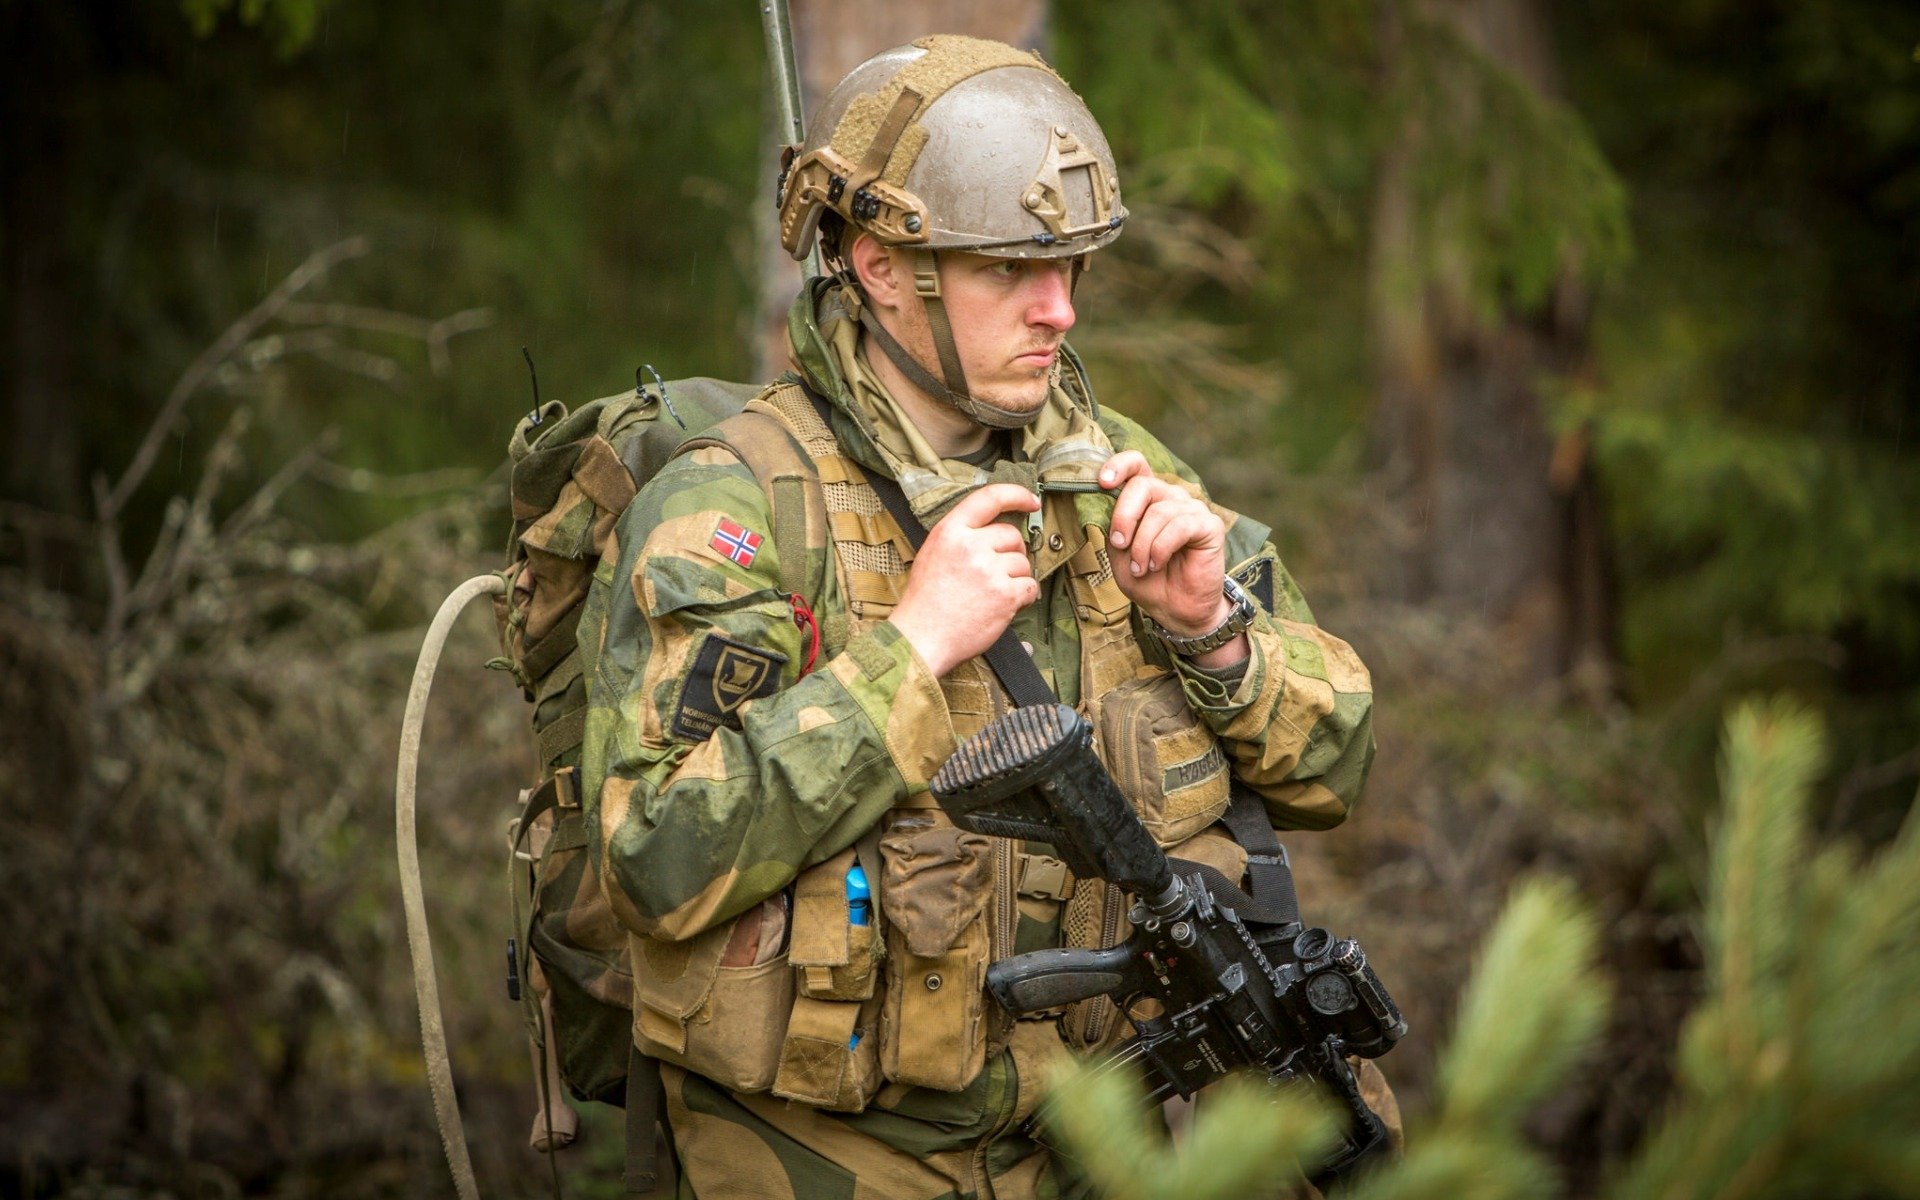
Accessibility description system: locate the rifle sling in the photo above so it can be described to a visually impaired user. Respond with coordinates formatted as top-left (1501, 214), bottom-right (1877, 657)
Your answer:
top-left (1165, 857), bottom-right (1299, 930)
top-left (798, 386), bottom-right (1055, 707)
top-left (1221, 784), bottom-right (1302, 931)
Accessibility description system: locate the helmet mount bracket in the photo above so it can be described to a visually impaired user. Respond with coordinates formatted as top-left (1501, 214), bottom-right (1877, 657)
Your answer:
top-left (1024, 127), bottom-right (1120, 241)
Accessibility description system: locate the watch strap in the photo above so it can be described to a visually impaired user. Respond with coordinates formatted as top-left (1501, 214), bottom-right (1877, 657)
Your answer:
top-left (1150, 575), bottom-right (1255, 656)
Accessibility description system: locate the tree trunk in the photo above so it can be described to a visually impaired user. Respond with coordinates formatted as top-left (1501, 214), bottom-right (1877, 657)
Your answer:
top-left (1368, 0), bottom-right (1618, 698)
top-left (753, 0), bottom-right (1050, 379)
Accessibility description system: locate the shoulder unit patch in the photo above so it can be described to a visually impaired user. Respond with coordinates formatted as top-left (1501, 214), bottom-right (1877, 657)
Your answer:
top-left (670, 633), bottom-right (788, 741)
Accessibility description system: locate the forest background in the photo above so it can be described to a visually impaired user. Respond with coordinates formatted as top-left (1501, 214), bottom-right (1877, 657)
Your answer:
top-left (2, 0), bottom-right (1916, 1196)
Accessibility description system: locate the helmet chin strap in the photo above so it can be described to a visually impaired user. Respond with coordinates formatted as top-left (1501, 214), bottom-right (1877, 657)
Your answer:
top-left (857, 249), bottom-right (1043, 431)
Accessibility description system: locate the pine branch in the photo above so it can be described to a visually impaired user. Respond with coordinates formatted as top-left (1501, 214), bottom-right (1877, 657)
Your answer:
top-left (1436, 877), bottom-right (1610, 1130)
top-left (1610, 698), bottom-right (1920, 1200)
top-left (1041, 1061), bottom-right (1335, 1200)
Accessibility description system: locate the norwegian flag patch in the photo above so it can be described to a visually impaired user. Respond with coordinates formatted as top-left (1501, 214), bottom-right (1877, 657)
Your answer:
top-left (709, 518), bottom-right (764, 569)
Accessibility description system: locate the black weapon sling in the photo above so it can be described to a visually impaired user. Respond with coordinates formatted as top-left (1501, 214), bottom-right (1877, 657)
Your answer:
top-left (797, 386), bottom-right (1300, 932)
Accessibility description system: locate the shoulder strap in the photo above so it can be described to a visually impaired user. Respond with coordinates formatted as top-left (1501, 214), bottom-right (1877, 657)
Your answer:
top-left (678, 388), bottom-right (833, 642)
top-left (792, 385), bottom-right (1056, 708)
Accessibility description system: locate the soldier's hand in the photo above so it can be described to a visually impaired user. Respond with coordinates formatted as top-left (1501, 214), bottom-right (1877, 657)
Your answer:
top-left (1100, 451), bottom-right (1235, 641)
top-left (888, 484), bottom-right (1042, 678)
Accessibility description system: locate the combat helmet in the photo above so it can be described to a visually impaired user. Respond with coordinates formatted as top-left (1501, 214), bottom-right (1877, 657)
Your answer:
top-left (776, 35), bottom-right (1126, 427)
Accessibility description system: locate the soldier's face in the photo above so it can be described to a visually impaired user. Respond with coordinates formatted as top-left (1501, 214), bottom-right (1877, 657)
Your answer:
top-left (859, 239), bottom-right (1078, 422)
top-left (932, 251), bottom-right (1078, 417)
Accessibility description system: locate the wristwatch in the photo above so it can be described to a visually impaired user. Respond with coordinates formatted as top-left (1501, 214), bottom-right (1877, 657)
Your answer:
top-left (1149, 575), bottom-right (1257, 656)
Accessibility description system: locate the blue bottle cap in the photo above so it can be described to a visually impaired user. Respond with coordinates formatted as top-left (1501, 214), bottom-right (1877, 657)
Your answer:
top-left (848, 863), bottom-right (871, 925)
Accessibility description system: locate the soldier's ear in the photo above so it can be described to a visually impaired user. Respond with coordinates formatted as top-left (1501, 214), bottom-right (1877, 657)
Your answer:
top-left (850, 234), bottom-right (905, 312)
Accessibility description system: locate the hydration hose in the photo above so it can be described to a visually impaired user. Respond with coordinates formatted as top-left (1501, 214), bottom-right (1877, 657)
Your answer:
top-left (397, 572), bottom-right (508, 1200)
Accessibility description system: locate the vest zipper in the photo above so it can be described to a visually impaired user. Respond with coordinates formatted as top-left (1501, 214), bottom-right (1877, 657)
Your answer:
top-left (986, 669), bottom-right (1018, 970)
top-left (992, 840), bottom-right (1017, 960)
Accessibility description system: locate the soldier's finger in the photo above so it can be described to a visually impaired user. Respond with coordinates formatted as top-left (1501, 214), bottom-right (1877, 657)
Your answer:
top-left (1126, 497), bottom-right (1185, 575)
top-left (1142, 508), bottom-right (1217, 575)
top-left (1097, 451), bottom-right (1152, 492)
top-left (1108, 473), bottom-right (1171, 550)
top-left (948, 483), bottom-right (1041, 529)
top-left (1000, 550), bottom-right (1034, 579)
top-left (977, 521), bottom-right (1027, 555)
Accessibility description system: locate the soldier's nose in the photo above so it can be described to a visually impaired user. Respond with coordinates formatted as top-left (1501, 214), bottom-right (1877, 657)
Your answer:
top-left (1027, 268), bottom-right (1076, 335)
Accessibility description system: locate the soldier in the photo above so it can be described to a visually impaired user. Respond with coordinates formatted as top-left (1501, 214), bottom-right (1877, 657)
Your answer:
top-left (579, 35), bottom-right (1377, 1199)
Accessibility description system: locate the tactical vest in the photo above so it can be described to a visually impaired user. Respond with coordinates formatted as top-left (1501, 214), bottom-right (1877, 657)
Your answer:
top-left (759, 381), bottom-right (1157, 1060)
top-left (620, 380), bottom-right (1237, 1111)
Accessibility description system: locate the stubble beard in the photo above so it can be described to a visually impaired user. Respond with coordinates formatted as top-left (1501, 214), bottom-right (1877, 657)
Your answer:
top-left (896, 300), bottom-right (1052, 423)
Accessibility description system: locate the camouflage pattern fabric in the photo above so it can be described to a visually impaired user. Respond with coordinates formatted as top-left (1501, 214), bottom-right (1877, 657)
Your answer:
top-left (578, 279), bottom-right (1377, 1197)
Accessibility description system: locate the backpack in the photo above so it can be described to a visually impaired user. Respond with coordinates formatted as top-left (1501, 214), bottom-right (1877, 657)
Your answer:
top-left (490, 374), bottom-right (828, 1186)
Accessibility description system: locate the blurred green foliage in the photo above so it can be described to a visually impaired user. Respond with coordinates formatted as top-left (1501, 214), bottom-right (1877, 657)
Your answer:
top-left (1560, 0), bottom-right (1920, 806)
top-left (1042, 1065), bottom-right (1337, 1200)
top-left (6, 0), bottom-right (768, 544)
top-left (178, 0), bottom-right (333, 54)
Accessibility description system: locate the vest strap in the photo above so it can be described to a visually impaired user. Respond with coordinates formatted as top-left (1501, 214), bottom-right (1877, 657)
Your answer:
top-left (795, 384), bottom-right (1057, 708)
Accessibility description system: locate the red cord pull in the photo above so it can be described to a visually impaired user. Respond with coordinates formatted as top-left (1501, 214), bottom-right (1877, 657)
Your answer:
top-left (787, 593), bottom-right (821, 677)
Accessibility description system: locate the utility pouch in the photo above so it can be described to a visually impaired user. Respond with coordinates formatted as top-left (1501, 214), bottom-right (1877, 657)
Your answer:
top-left (629, 902), bottom-right (794, 1095)
top-left (1093, 670), bottom-right (1232, 847)
top-left (877, 814), bottom-right (993, 1091)
top-left (773, 849), bottom-right (887, 1111)
top-left (789, 848), bottom-right (881, 1001)
top-left (772, 993), bottom-right (885, 1112)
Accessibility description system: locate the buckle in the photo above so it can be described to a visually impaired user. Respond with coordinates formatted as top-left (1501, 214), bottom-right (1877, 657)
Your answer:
top-left (1017, 853), bottom-right (1074, 901)
top-left (912, 252), bottom-right (941, 299)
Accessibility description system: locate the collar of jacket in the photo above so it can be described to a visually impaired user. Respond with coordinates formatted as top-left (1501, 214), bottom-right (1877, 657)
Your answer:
top-left (782, 277), bottom-right (1123, 584)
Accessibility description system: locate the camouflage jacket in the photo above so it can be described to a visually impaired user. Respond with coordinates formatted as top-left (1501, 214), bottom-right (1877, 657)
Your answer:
top-left (575, 284), bottom-right (1375, 1175)
top-left (579, 282), bottom-right (1374, 946)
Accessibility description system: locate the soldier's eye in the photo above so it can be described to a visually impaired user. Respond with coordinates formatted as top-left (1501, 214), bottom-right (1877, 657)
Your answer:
top-left (989, 260), bottom-right (1022, 279)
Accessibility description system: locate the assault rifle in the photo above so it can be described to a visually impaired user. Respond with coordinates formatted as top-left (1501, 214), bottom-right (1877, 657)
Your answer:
top-left (929, 704), bottom-right (1406, 1188)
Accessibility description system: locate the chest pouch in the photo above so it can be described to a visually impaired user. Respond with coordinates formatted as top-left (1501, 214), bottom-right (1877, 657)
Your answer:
top-left (876, 811), bottom-right (995, 1092)
top-left (773, 847), bottom-right (886, 1112)
top-left (629, 896), bottom-right (795, 1095)
top-left (1092, 669), bottom-right (1233, 847)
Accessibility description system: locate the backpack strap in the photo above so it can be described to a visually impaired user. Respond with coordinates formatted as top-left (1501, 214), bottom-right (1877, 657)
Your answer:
top-left (623, 1043), bottom-right (671, 1196)
top-left (677, 383), bottom-right (839, 656)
